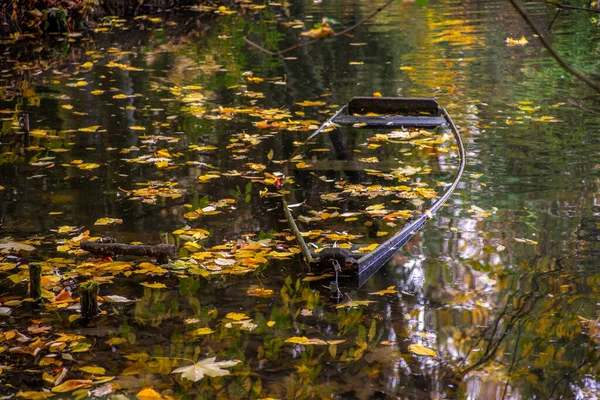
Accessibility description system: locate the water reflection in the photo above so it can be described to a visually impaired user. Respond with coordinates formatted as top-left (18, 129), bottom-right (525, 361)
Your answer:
top-left (2, 0), bottom-right (600, 398)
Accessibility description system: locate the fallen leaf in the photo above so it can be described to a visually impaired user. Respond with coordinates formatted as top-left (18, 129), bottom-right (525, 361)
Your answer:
top-left (79, 366), bottom-right (106, 375)
top-left (369, 286), bottom-right (397, 296)
top-left (140, 282), bottom-right (167, 289)
top-left (225, 312), bottom-right (249, 321)
top-left (285, 336), bottom-right (327, 345)
top-left (171, 357), bottom-right (240, 382)
top-left (408, 344), bottom-right (436, 357)
top-left (51, 379), bottom-right (93, 393)
top-left (136, 387), bottom-right (169, 400)
top-left (335, 300), bottom-right (375, 309)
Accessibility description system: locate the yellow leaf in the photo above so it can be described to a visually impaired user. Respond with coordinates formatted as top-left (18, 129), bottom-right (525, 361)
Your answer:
top-left (267, 149), bottom-right (274, 160)
top-left (75, 81), bottom-right (88, 87)
top-left (369, 286), bottom-right (397, 296)
top-left (225, 312), bottom-right (249, 321)
top-left (136, 387), bottom-right (167, 400)
top-left (190, 327), bottom-right (214, 336)
top-left (94, 218), bottom-right (122, 226)
top-left (77, 163), bottom-right (100, 170)
top-left (506, 36), bottom-right (528, 46)
top-left (130, 126), bottom-right (146, 131)
top-left (140, 282), bottom-right (167, 289)
top-left (68, 314), bottom-right (81, 323)
top-left (105, 337), bottom-right (127, 346)
top-left (247, 288), bottom-right (274, 297)
top-left (16, 392), bottom-right (55, 399)
top-left (336, 300), bottom-right (375, 308)
top-left (78, 126), bottom-right (101, 132)
top-left (81, 62), bottom-right (94, 68)
top-left (57, 226), bottom-right (75, 234)
top-left (51, 380), bottom-right (93, 393)
top-left (79, 366), bottom-right (106, 375)
top-left (91, 90), bottom-right (104, 95)
top-left (295, 100), bottom-right (326, 107)
top-left (357, 243), bottom-right (378, 253)
top-left (373, 92), bottom-right (382, 97)
top-left (285, 336), bottom-right (327, 345)
top-left (300, 23), bottom-right (334, 39)
top-left (302, 273), bottom-right (334, 282)
top-left (267, 321), bottom-right (276, 327)
top-left (408, 344), bottom-right (437, 357)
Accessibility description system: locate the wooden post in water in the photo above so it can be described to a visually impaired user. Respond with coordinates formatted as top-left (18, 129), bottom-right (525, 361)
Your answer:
top-left (79, 282), bottom-right (100, 323)
top-left (28, 263), bottom-right (42, 300)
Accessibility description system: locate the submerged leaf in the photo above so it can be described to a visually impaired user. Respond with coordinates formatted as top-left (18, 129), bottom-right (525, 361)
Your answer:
top-left (171, 357), bottom-right (240, 382)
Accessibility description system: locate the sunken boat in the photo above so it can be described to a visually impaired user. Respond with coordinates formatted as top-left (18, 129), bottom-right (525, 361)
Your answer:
top-left (283, 97), bottom-right (466, 287)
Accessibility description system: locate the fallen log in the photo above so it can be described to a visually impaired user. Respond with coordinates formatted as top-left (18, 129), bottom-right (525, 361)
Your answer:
top-left (80, 241), bottom-right (175, 264)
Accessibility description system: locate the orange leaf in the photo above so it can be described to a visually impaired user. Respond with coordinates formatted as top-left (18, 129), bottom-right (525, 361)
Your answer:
top-left (137, 387), bottom-right (170, 400)
top-left (52, 288), bottom-right (72, 303)
top-left (51, 379), bottom-right (93, 393)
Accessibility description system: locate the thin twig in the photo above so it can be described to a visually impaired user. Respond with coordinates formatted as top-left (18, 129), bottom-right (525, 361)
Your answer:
top-left (546, 1), bottom-right (600, 13)
top-left (510, 0), bottom-right (600, 93)
top-left (244, 0), bottom-right (394, 56)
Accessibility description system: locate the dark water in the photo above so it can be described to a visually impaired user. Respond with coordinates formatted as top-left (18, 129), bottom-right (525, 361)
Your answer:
top-left (2, 0), bottom-right (600, 398)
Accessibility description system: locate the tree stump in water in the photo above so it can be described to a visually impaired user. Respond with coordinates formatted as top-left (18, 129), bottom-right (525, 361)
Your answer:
top-left (28, 263), bottom-right (42, 300)
top-left (79, 282), bottom-right (100, 323)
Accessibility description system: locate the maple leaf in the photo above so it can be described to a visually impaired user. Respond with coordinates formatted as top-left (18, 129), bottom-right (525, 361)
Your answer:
top-left (171, 357), bottom-right (240, 382)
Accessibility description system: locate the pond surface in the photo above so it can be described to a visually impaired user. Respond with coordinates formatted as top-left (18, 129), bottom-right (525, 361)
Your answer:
top-left (2, 0), bottom-right (600, 398)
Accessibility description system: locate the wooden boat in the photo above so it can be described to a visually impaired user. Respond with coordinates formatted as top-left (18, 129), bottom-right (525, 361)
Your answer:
top-left (283, 97), bottom-right (466, 287)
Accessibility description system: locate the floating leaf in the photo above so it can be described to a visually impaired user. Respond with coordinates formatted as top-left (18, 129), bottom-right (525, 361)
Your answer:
top-left (57, 226), bottom-right (76, 234)
top-left (0, 238), bottom-right (35, 252)
top-left (285, 336), bottom-right (327, 345)
top-left (103, 295), bottom-right (136, 303)
top-left (408, 344), bottom-right (437, 357)
top-left (94, 218), bottom-right (123, 226)
top-left (78, 126), bottom-right (101, 132)
top-left (140, 282), bottom-right (167, 289)
top-left (190, 327), bottom-right (214, 336)
top-left (136, 387), bottom-right (168, 400)
top-left (295, 100), bottom-right (326, 107)
top-left (514, 238), bottom-right (538, 245)
top-left (16, 392), bottom-right (55, 399)
top-left (369, 286), bottom-right (397, 296)
top-left (171, 357), bottom-right (240, 382)
top-left (77, 163), bottom-right (100, 170)
top-left (506, 36), bottom-right (528, 46)
top-left (105, 337), bottom-right (127, 346)
top-left (225, 312), bottom-right (249, 321)
top-left (247, 288), bottom-right (274, 297)
top-left (79, 366), bottom-right (106, 375)
top-left (335, 300), bottom-right (375, 309)
top-left (51, 380), bottom-right (93, 393)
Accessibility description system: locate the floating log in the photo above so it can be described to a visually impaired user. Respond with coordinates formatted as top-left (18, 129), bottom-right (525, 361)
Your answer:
top-left (80, 240), bottom-right (175, 264)
top-left (28, 263), bottom-right (42, 300)
top-left (79, 281), bottom-right (100, 323)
